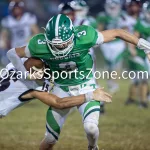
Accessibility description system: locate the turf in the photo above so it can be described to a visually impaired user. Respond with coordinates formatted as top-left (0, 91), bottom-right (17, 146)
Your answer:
top-left (0, 80), bottom-right (150, 150)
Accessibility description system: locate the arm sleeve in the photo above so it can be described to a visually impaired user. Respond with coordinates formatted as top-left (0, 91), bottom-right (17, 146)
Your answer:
top-left (84, 26), bottom-right (103, 48)
top-left (95, 31), bottom-right (104, 45)
top-left (25, 45), bottom-right (32, 57)
top-left (7, 48), bottom-right (28, 76)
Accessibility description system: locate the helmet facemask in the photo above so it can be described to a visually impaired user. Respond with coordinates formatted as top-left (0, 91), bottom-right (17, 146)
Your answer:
top-left (45, 14), bottom-right (75, 58)
top-left (45, 32), bottom-right (74, 58)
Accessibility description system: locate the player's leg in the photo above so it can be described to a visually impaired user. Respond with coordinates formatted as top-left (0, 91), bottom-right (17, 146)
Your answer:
top-left (40, 107), bottom-right (71, 150)
top-left (76, 79), bottom-right (100, 150)
top-left (126, 82), bottom-right (138, 105)
top-left (126, 57), bottom-right (148, 106)
top-left (139, 79), bottom-right (148, 108)
top-left (40, 86), bottom-right (71, 150)
top-left (78, 101), bottom-right (100, 150)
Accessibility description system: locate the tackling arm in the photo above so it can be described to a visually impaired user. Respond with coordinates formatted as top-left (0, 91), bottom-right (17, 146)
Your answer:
top-left (101, 29), bottom-right (138, 45)
top-left (32, 91), bottom-right (86, 109)
top-left (21, 88), bottom-right (112, 109)
top-left (7, 46), bottom-right (30, 77)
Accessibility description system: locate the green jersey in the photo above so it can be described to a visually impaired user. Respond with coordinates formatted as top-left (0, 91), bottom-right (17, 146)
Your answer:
top-left (97, 12), bottom-right (121, 30)
top-left (134, 19), bottom-right (150, 59)
top-left (28, 25), bottom-right (100, 86)
top-left (134, 19), bottom-right (150, 41)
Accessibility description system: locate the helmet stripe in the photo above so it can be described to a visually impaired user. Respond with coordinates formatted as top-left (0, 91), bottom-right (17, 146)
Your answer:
top-left (55, 14), bottom-right (61, 37)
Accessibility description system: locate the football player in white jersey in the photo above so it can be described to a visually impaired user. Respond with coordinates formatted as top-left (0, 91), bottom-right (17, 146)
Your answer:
top-left (119, 0), bottom-right (142, 32)
top-left (0, 57), bottom-right (112, 118)
top-left (0, 1), bottom-right (39, 66)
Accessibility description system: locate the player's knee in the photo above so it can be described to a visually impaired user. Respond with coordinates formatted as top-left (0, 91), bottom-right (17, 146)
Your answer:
top-left (84, 122), bottom-right (99, 137)
top-left (44, 131), bottom-right (58, 145)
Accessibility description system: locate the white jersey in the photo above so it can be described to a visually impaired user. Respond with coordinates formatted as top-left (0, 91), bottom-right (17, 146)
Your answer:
top-left (0, 59), bottom-right (49, 117)
top-left (1, 12), bottom-right (37, 48)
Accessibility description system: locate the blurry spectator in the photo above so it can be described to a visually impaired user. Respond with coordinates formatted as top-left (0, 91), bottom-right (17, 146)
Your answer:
top-left (59, 2), bottom-right (76, 24)
top-left (97, 0), bottom-right (126, 94)
top-left (123, 0), bottom-right (149, 108)
top-left (0, 0), bottom-right (39, 66)
top-left (46, 0), bottom-right (60, 16)
top-left (120, 0), bottom-right (142, 32)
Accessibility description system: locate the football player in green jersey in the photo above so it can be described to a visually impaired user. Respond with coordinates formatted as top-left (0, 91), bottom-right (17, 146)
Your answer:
top-left (7, 14), bottom-right (150, 150)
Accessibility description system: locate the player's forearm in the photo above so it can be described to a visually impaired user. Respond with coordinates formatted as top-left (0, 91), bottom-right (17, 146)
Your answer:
top-left (116, 29), bottom-right (139, 45)
top-left (101, 29), bottom-right (139, 45)
top-left (56, 95), bottom-right (85, 109)
top-left (7, 48), bottom-right (27, 74)
top-left (32, 91), bottom-right (85, 109)
top-left (102, 29), bottom-right (150, 55)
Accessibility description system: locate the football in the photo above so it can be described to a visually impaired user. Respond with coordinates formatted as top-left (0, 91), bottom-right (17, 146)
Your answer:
top-left (24, 57), bottom-right (45, 71)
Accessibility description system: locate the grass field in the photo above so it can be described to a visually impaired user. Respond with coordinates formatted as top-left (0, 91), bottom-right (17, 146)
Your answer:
top-left (0, 80), bottom-right (150, 150)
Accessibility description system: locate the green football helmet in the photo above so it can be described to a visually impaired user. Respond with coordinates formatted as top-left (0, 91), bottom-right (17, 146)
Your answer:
top-left (45, 14), bottom-right (74, 57)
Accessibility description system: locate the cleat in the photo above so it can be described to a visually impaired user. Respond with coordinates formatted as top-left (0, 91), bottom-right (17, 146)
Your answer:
top-left (88, 145), bottom-right (99, 150)
top-left (139, 102), bottom-right (148, 109)
top-left (125, 98), bottom-right (137, 105)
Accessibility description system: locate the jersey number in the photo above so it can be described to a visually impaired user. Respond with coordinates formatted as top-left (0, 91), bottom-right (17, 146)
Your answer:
top-left (77, 30), bottom-right (87, 37)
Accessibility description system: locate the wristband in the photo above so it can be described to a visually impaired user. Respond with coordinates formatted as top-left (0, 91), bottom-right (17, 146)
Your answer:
top-left (85, 91), bottom-right (93, 102)
top-left (137, 38), bottom-right (150, 54)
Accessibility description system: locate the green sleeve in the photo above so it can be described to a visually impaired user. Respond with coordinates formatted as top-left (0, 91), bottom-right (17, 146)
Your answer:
top-left (28, 36), bottom-right (37, 56)
top-left (84, 25), bottom-right (98, 48)
top-left (88, 26), bottom-right (98, 47)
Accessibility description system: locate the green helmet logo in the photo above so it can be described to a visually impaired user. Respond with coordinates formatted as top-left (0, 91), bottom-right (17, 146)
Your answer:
top-left (45, 14), bottom-right (74, 57)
